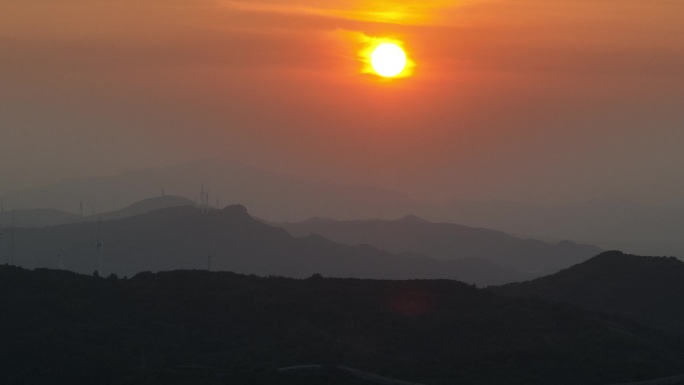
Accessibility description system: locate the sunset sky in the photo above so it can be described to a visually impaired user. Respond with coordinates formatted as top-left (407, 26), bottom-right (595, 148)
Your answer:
top-left (2, 0), bottom-right (683, 206)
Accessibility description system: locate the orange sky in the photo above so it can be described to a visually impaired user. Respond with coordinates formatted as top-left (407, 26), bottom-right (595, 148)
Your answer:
top-left (1, 0), bottom-right (683, 205)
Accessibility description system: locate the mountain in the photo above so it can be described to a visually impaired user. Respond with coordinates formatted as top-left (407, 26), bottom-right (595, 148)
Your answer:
top-left (494, 251), bottom-right (684, 336)
top-left (421, 199), bottom-right (684, 259)
top-left (6, 159), bottom-right (684, 259)
top-left (0, 208), bottom-right (81, 228)
top-left (2, 204), bottom-right (528, 283)
top-left (87, 195), bottom-right (195, 222)
top-left (3, 265), bottom-right (684, 385)
top-left (0, 195), bottom-right (195, 229)
top-left (279, 215), bottom-right (601, 276)
top-left (5, 159), bottom-right (684, 259)
top-left (0, 158), bottom-right (418, 222)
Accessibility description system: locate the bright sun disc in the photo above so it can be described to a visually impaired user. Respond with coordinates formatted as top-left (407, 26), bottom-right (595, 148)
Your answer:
top-left (371, 43), bottom-right (407, 78)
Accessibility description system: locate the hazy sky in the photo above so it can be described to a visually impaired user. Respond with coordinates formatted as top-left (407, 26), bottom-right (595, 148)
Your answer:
top-left (2, 0), bottom-right (683, 205)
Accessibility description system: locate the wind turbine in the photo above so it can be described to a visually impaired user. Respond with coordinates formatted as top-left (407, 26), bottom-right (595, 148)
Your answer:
top-left (199, 182), bottom-right (211, 213)
top-left (10, 206), bottom-right (15, 265)
top-left (0, 208), bottom-right (3, 265)
top-left (95, 215), bottom-right (103, 274)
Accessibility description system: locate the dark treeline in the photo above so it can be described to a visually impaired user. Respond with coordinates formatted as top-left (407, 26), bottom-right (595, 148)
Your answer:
top-left (3, 265), bottom-right (684, 385)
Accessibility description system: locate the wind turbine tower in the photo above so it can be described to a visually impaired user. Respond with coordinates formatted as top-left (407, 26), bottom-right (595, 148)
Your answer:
top-left (0, 210), bottom-right (3, 265)
top-left (95, 215), bottom-right (103, 274)
top-left (199, 182), bottom-right (210, 213)
top-left (10, 206), bottom-right (15, 265)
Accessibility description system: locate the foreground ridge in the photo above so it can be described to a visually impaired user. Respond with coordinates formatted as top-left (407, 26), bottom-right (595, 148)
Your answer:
top-left (279, 365), bottom-right (426, 385)
top-left (3, 265), bottom-right (684, 384)
top-left (607, 373), bottom-right (684, 385)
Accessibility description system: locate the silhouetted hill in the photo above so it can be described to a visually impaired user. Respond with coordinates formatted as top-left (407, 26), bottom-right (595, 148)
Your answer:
top-left (279, 216), bottom-right (600, 276)
top-left (0, 158), bottom-right (418, 221)
top-left (0, 196), bottom-right (195, 229)
top-left (86, 195), bottom-right (195, 222)
top-left (3, 205), bottom-right (524, 283)
top-left (3, 265), bottom-right (684, 385)
top-left (495, 251), bottom-right (684, 335)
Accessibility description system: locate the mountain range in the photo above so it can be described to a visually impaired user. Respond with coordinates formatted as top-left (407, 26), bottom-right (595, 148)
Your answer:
top-left (3, 204), bottom-right (539, 285)
top-left (0, 158), bottom-right (417, 222)
top-left (2, 196), bottom-right (605, 286)
top-left (3, 159), bottom-right (684, 259)
top-left (421, 199), bottom-right (684, 258)
top-left (279, 215), bottom-right (600, 276)
top-left (0, 195), bottom-right (195, 228)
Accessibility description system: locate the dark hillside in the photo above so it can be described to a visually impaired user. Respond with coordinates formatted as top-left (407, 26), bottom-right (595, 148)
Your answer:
top-left (495, 251), bottom-right (684, 335)
top-left (2, 265), bottom-right (684, 384)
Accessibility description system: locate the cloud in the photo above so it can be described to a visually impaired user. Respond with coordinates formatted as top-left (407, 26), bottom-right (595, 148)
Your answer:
top-left (219, 0), bottom-right (470, 26)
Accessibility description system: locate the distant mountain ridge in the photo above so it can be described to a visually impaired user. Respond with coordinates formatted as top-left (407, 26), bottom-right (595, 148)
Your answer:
top-left (0, 195), bottom-right (195, 228)
top-left (279, 216), bottom-right (601, 276)
top-left (423, 199), bottom-right (684, 258)
top-left (0, 208), bottom-right (81, 228)
top-left (2, 204), bottom-right (531, 285)
top-left (2, 195), bottom-right (603, 286)
top-left (5, 159), bottom-right (684, 259)
top-left (88, 195), bottom-right (195, 222)
top-left (495, 251), bottom-right (684, 335)
top-left (0, 158), bottom-right (418, 221)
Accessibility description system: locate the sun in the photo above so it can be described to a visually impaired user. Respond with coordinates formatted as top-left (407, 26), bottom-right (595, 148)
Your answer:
top-left (370, 43), bottom-right (407, 78)
top-left (354, 34), bottom-right (414, 79)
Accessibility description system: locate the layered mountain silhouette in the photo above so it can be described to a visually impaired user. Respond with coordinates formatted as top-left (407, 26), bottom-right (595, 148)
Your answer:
top-left (0, 158), bottom-right (418, 222)
top-left (0, 195), bottom-right (195, 228)
top-left (1, 196), bottom-right (603, 285)
top-left (495, 251), bottom-right (684, 335)
top-left (3, 265), bottom-right (684, 385)
top-left (3, 204), bottom-right (535, 285)
top-left (0, 208), bottom-right (81, 228)
top-left (4, 159), bottom-right (684, 259)
top-left (91, 195), bottom-right (195, 222)
top-left (279, 215), bottom-right (601, 275)
top-left (424, 199), bottom-right (684, 258)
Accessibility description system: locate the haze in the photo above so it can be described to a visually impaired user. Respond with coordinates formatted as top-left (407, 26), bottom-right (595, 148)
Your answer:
top-left (2, 0), bottom-right (684, 207)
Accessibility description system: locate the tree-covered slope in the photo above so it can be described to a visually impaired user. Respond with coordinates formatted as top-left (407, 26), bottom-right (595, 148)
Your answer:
top-left (2, 265), bottom-right (684, 385)
top-left (495, 251), bottom-right (684, 335)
